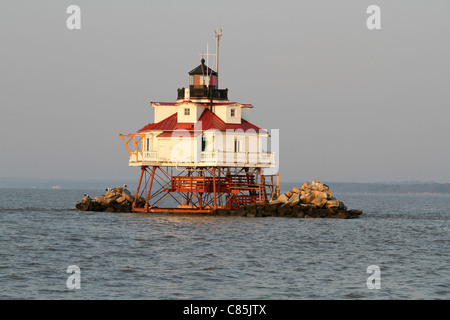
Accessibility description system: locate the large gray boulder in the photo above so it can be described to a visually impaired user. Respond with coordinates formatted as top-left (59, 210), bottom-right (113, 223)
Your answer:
top-left (75, 185), bottom-right (141, 213)
top-left (277, 193), bottom-right (289, 203)
top-left (234, 179), bottom-right (363, 219)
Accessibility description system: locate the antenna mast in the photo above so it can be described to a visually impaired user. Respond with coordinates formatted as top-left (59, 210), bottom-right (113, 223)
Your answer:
top-left (215, 28), bottom-right (223, 77)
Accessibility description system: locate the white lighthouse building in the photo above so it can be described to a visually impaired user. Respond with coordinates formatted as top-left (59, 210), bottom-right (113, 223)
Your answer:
top-left (122, 57), bottom-right (275, 168)
top-left (120, 33), bottom-right (278, 213)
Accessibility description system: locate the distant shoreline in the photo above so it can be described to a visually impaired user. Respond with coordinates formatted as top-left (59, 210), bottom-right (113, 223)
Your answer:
top-left (284, 182), bottom-right (450, 195)
top-left (1, 178), bottom-right (450, 194)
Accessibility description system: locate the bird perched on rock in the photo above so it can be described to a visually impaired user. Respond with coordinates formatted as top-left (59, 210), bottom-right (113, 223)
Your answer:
top-left (82, 193), bottom-right (91, 201)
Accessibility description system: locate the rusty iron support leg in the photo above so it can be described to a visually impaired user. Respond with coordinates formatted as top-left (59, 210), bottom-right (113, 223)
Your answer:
top-left (213, 167), bottom-right (217, 210)
top-left (144, 166), bottom-right (157, 213)
top-left (217, 168), bottom-right (221, 207)
top-left (259, 169), bottom-right (267, 202)
top-left (199, 170), bottom-right (204, 210)
top-left (186, 170), bottom-right (191, 206)
top-left (132, 166), bottom-right (146, 211)
top-left (276, 173), bottom-right (280, 198)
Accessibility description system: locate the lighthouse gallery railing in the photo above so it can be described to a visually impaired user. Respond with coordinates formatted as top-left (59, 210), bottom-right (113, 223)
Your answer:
top-left (120, 134), bottom-right (275, 166)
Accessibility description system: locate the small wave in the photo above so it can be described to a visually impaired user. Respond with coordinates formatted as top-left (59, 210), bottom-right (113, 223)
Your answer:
top-left (119, 269), bottom-right (136, 273)
top-left (344, 292), bottom-right (365, 299)
top-left (201, 266), bottom-right (223, 271)
top-left (66, 237), bottom-right (82, 241)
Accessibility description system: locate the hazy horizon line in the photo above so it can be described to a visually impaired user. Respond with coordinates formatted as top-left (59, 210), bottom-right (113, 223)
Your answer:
top-left (0, 176), bottom-right (448, 185)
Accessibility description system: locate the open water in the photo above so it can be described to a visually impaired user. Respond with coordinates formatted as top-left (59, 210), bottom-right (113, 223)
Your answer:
top-left (0, 188), bottom-right (448, 299)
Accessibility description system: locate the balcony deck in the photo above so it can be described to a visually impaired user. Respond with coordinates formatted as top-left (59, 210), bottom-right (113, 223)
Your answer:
top-left (128, 150), bottom-right (276, 168)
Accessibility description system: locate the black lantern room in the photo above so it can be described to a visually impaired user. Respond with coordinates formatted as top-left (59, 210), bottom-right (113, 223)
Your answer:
top-left (177, 59), bottom-right (228, 101)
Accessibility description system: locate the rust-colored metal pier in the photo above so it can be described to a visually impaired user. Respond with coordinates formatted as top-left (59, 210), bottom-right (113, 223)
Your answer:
top-left (131, 166), bottom-right (279, 213)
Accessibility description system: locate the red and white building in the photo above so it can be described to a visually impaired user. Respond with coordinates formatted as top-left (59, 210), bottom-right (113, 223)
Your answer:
top-left (120, 37), bottom-right (278, 213)
top-left (123, 58), bottom-right (275, 168)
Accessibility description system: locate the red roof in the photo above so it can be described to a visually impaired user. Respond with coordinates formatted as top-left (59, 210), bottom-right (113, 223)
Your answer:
top-left (157, 131), bottom-right (200, 138)
top-left (139, 112), bottom-right (178, 131)
top-left (138, 108), bottom-right (265, 133)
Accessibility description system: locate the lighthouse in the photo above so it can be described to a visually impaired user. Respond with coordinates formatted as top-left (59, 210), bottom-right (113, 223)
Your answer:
top-left (120, 33), bottom-right (278, 213)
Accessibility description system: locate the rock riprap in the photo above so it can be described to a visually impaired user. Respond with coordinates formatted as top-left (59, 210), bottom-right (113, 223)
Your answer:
top-left (75, 186), bottom-right (144, 213)
top-left (212, 180), bottom-right (363, 219)
top-left (76, 181), bottom-right (362, 218)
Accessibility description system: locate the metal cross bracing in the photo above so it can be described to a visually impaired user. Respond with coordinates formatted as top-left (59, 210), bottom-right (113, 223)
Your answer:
top-left (131, 166), bottom-right (279, 213)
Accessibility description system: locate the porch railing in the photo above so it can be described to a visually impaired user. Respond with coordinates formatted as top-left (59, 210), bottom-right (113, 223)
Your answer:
top-left (120, 133), bottom-right (276, 166)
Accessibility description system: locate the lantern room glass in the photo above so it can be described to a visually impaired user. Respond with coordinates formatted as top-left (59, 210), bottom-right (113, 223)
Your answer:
top-left (190, 75), bottom-right (217, 87)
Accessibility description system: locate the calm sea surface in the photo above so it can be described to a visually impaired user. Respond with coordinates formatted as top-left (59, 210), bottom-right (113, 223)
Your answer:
top-left (0, 188), bottom-right (448, 300)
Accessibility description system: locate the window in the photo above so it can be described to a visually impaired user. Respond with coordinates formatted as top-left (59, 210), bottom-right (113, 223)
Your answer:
top-left (146, 135), bottom-right (153, 151)
top-left (210, 76), bottom-right (218, 87)
top-left (202, 134), bottom-right (207, 152)
top-left (234, 138), bottom-right (241, 152)
top-left (184, 108), bottom-right (190, 116)
top-left (201, 76), bottom-right (209, 86)
top-left (230, 108), bottom-right (236, 117)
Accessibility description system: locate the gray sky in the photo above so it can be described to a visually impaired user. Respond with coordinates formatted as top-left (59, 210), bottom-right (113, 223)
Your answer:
top-left (1, 0), bottom-right (449, 183)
